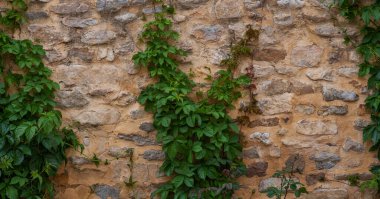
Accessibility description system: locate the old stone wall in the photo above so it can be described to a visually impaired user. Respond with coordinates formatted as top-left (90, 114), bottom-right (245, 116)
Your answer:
top-left (21, 0), bottom-right (379, 198)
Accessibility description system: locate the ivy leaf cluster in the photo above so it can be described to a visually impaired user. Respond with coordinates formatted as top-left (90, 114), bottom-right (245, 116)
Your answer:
top-left (0, 1), bottom-right (82, 198)
top-left (133, 4), bottom-right (253, 199)
top-left (336, 0), bottom-right (380, 193)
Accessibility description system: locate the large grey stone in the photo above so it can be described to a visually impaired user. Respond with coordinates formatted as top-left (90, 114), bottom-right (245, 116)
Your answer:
top-left (285, 154), bottom-right (305, 174)
top-left (28, 24), bottom-right (71, 44)
top-left (143, 150), bottom-right (165, 160)
top-left (342, 137), bottom-right (364, 152)
top-left (306, 68), bottom-right (334, 81)
top-left (68, 47), bottom-right (94, 62)
top-left (51, 3), bottom-right (89, 15)
top-left (295, 104), bottom-right (315, 115)
top-left (26, 11), bottom-right (49, 20)
top-left (322, 86), bottom-right (359, 102)
top-left (81, 30), bottom-right (117, 45)
top-left (258, 79), bottom-right (291, 95)
top-left (312, 23), bottom-right (341, 37)
top-left (249, 132), bottom-right (272, 145)
top-left (259, 178), bottom-right (282, 192)
top-left (310, 152), bottom-right (341, 170)
top-left (258, 93), bottom-right (293, 115)
top-left (303, 188), bottom-right (348, 199)
top-left (214, 0), bottom-right (244, 19)
top-left (354, 118), bottom-right (370, 130)
top-left (91, 184), bottom-right (120, 199)
top-left (191, 24), bottom-right (223, 42)
top-left (317, 105), bottom-right (348, 116)
top-left (337, 66), bottom-right (359, 78)
top-left (114, 12), bottom-right (137, 23)
top-left (290, 80), bottom-right (315, 95)
top-left (244, 0), bottom-right (264, 10)
top-left (177, 0), bottom-right (209, 9)
top-left (252, 62), bottom-right (275, 78)
top-left (277, 0), bottom-right (304, 8)
top-left (62, 17), bottom-right (98, 28)
top-left (56, 89), bottom-right (89, 108)
top-left (139, 122), bottom-right (155, 132)
top-left (296, 119), bottom-right (338, 135)
top-left (291, 44), bottom-right (323, 67)
top-left (96, 0), bottom-right (129, 12)
top-left (75, 107), bottom-right (121, 126)
top-left (117, 133), bottom-right (157, 146)
top-left (273, 12), bottom-right (293, 26)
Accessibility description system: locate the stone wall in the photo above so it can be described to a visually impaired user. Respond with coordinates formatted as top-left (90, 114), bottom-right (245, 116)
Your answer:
top-left (22, 0), bottom-right (378, 198)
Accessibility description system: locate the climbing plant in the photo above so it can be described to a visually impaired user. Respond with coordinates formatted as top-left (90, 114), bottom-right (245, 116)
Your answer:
top-left (132, 1), bottom-right (258, 198)
top-left (0, 1), bottom-right (82, 198)
top-left (336, 0), bottom-right (380, 193)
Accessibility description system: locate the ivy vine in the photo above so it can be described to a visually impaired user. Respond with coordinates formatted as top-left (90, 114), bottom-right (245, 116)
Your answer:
top-left (132, 2), bottom-right (258, 198)
top-left (336, 0), bottom-right (380, 193)
top-left (0, 1), bottom-right (82, 198)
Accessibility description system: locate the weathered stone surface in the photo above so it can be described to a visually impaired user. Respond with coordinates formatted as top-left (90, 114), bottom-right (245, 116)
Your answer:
top-left (259, 26), bottom-right (278, 46)
top-left (277, 128), bottom-right (288, 136)
top-left (70, 156), bottom-right (90, 165)
top-left (139, 122), bottom-right (155, 132)
top-left (270, 146), bottom-right (281, 157)
top-left (191, 24), bottom-right (223, 42)
top-left (296, 119), bottom-right (338, 135)
top-left (91, 184), bottom-right (120, 199)
top-left (290, 80), bottom-right (314, 95)
top-left (302, 7), bottom-right (329, 22)
top-left (258, 93), bottom-right (293, 115)
top-left (112, 92), bottom-right (137, 106)
top-left (214, 0), bottom-right (243, 19)
top-left (26, 11), bottom-right (49, 20)
top-left (177, 0), bottom-right (209, 9)
top-left (273, 12), bottom-right (293, 26)
top-left (252, 62), bottom-right (275, 78)
top-left (354, 118), bottom-right (370, 130)
top-left (303, 188), bottom-right (348, 199)
top-left (243, 147), bottom-right (260, 159)
top-left (45, 49), bottom-right (67, 63)
top-left (317, 105), bottom-right (348, 116)
top-left (258, 79), bottom-right (291, 95)
top-left (96, 0), bottom-right (129, 12)
top-left (310, 152), bottom-right (341, 169)
top-left (306, 68), bottom-right (334, 81)
top-left (108, 147), bottom-right (132, 158)
top-left (291, 44), bottom-right (323, 67)
top-left (285, 154), bottom-right (305, 174)
top-left (56, 89), bottom-right (89, 108)
top-left (142, 6), bottom-right (163, 14)
top-left (75, 107), bottom-right (121, 126)
top-left (129, 109), bottom-right (147, 120)
top-left (68, 47), bottom-right (94, 62)
top-left (275, 65), bottom-right (298, 76)
top-left (259, 178), bottom-right (282, 192)
top-left (62, 17), bottom-right (98, 28)
top-left (306, 172), bottom-right (325, 185)
top-left (51, 3), bottom-right (89, 15)
top-left (28, 24), bottom-right (70, 44)
top-left (114, 12), bottom-right (137, 23)
top-left (117, 133), bottom-right (157, 146)
top-left (248, 117), bottom-right (279, 127)
top-left (295, 104), bottom-right (315, 115)
top-left (253, 48), bottom-right (287, 62)
top-left (337, 66), bottom-right (359, 78)
top-left (343, 137), bottom-right (364, 152)
top-left (277, 0), bottom-right (304, 8)
top-left (322, 86), bottom-right (359, 102)
top-left (312, 23), bottom-right (341, 37)
top-left (334, 173), bottom-right (372, 181)
top-left (246, 161), bottom-right (268, 177)
top-left (143, 150), bottom-right (165, 160)
top-left (244, 0), bottom-right (263, 10)
top-left (250, 132), bottom-right (272, 145)
top-left (81, 30), bottom-right (117, 45)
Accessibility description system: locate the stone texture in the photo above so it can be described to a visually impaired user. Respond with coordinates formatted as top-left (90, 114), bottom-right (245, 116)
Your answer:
top-left (269, 146), bottom-right (281, 157)
top-left (322, 86), bottom-right (359, 102)
top-left (302, 7), bottom-right (329, 22)
top-left (303, 188), bottom-right (348, 199)
top-left (108, 147), bottom-right (132, 158)
top-left (258, 93), bottom-right (293, 115)
top-left (81, 30), bottom-right (117, 45)
top-left (277, 0), bottom-right (304, 8)
top-left (258, 79), bottom-right (291, 95)
top-left (75, 107), bottom-right (121, 126)
top-left (354, 118), bottom-right (370, 130)
top-left (259, 178), bottom-right (282, 192)
top-left (291, 44), bottom-right (323, 67)
top-left (246, 161), bottom-right (268, 177)
top-left (249, 132), bottom-right (272, 145)
top-left (177, 0), bottom-right (209, 9)
top-left (139, 122), bottom-right (155, 132)
top-left (191, 24), bottom-right (223, 42)
top-left (296, 119), bottom-right (338, 135)
top-left (312, 23), bottom-right (341, 37)
top-left (290, 80), bottom-right (315, 95)
top-left (91, 184), bottom-right (120, 199)
top-left (273, 12), bottom-right (293, 26)
top-left (253, 48), bottom-right (287, 63)
top-left (115, 12), bottom-right (137, 23)
top-left (51, 3), bottom-right (89, 15)
top-left (248, 117), bottom-right (279, 127)
top-left (310, 152), bottom-right (341, 169)
top-left (285, 154), bottom-right (305, 174)
top-left (214, 0), bottom-right (244, 19)
top-left (306, 172), bottom-right (325, 185)
top-left (295, 104), bottom-right (315, 115)
top-left (28, 24), bottom-right (70, 44)
top-left (317, 105), bottom-right (348, 116)
top-left (343, 137), bottom-right (364, 152)
top-left (96, 0), bottom-right (129, 12)
top-left (26, 11), bottom-right (49, 20)
top-left (117, 134), bottom-right (157, 146)
top-left (337, 66), bottom-right (359, 78)
top-left (252, 62), bottom-right (275, 78)
top-left (56, 89), bottom-right (89, 108)
top-left (306, 68), bottom-right (334, 81)
top-left (243, 147), bottom-right (260, 158)
top-left (143, 150), bottom-right (165, 160)
top-left (68, 48), bottom-right (94, 62)
top-left (62, 17), bottom-right (98, 28)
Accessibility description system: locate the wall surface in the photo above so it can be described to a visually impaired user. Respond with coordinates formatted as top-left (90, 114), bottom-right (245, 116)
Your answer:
top-left (21, 0), bottom-right (380, 198)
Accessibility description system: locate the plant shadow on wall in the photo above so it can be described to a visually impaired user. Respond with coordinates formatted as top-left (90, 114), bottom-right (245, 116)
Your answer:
top-left (132, 0), bottom-right (307, 198)
top-left (334, 0), bottom-right (380, 195)
top-left (0, 1), bottom-right (82, 199)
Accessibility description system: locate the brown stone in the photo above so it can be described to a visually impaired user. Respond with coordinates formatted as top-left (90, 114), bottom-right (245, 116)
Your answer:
top-left (246, 162), bottom-right (268, 177)
top-left (248, 117), bottom-right (280, 127)
top-left (306, 173), bottom-right (325, 185)
top-left (253, 48), bottom-right (287, 62)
